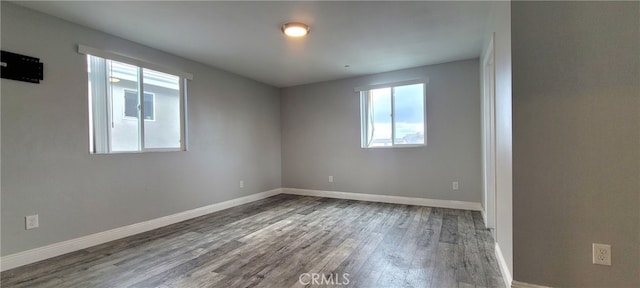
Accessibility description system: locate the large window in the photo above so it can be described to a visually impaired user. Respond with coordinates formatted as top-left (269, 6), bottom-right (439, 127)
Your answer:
top-left (360, 81), bottom-right (426, 148)
top-left (84, 46), bottom-right (190, 154)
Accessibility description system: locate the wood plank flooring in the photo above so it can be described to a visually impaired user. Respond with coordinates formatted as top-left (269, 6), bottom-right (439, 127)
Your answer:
top-left (1, 194), bottom-right (505, 288)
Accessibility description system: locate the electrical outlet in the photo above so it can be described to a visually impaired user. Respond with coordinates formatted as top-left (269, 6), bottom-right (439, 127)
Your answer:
top-left (328, 176), bottom-right (334, 183)
top-left (593, 243), bottom-right (611, 266)
top-left (25, 214), bottom-right (39, 230)
top-left (239, 180), bottom-right (244, 189)
top-left (452, 181), bottom-right (459, 191)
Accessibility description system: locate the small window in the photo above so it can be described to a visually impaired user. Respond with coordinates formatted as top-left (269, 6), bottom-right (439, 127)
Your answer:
top-left (360, 81), bottom-right (426, 148)
top-left (124, 90), bottom-right (154, 120)
top-left (86, 54), bottom-right (186, 153)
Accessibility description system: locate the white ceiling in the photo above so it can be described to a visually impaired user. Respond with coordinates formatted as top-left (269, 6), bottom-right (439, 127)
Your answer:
top-left (16, 1), bottom-right (492, 87)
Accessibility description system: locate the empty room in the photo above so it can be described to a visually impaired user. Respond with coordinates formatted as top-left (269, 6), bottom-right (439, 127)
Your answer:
top-left (1, 1), bottom-right (638, 288)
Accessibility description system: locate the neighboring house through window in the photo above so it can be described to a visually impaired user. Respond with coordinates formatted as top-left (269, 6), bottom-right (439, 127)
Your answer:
top-left (124, 90), bottom-right (155, 121)
top-left (81, 45), bottom-right (192, 154)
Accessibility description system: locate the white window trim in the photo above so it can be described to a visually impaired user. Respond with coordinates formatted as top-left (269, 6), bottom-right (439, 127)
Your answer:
top-left (181, 78), bottom-right (189, 151)
top-left (78, 45), bottom-right (193, 80)
top-left (358, 79), bottom-right (428, 149)
top-left (123, 89), bottom-right (156, 122)
top-left (354, 78), bottom-right (429, 92)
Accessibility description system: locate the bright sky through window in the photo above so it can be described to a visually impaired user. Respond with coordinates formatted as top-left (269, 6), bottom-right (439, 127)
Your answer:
top-left (361, 82), bottom-right (425, 147)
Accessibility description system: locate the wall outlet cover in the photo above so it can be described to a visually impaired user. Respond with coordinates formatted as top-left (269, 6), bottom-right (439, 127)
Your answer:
top-left (26, 214), bottom-right (39, 230)
top-left (592, 243), bottom-right (611, 266)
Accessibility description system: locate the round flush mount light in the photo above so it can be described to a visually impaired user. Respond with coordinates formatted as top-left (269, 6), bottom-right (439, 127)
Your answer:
top-left (282, 22), bottom-right (310, 38)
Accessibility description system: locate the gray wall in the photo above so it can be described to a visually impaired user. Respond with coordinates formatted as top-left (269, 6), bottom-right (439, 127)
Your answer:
top-left (281, 60), bottom-right (482, 203)
top-left (481, 0), bottom-right (513, 276)
top-left (1, 2), bottom-right (281, 256)
top-left (512, 2), bottom-right (639, 287)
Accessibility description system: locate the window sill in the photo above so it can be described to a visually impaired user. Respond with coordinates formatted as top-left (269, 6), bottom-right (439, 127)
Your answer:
top-left (90, 148), bottom-right (184, 155)
top-left (361, 144), bottom-right (426, 149)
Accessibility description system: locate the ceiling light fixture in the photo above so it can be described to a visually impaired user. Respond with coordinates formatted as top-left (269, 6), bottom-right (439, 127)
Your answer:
top-left (282, 22), bottom-right (310, 38)
top-left (109, 77), bottom-right (120, 83)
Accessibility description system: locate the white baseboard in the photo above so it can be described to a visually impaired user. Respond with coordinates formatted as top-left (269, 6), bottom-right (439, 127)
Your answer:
top-left (282, 188), bottom-right (483, 211)
top-left (512, 280), bottom-right (552, 288)
top-left (0, 188), bottom-right (282, 272)
top-left (481, 207), bottom-right (488, 225)
top-left (495, 242), bottom-right (513, 288)
top-left (1, 187), bottom-right (484, 272)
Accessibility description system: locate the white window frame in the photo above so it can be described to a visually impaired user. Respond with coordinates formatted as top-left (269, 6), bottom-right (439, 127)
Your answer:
top-left (123, 89), bottom-right (156, 121)
top-left (356, 79), bottom-right (428, 149)
top-left (80, 44), bottom-right (192, 154)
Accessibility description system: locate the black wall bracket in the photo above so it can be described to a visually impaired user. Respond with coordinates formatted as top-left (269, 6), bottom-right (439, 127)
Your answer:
top-left (1, 50), bottom-right (44, 84)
